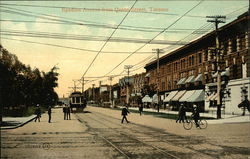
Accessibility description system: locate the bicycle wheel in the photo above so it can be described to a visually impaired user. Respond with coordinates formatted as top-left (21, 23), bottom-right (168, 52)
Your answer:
top-left (183, 119), bottom-right (193, 130)
top-left (199, 119), bottom-right (207, 129)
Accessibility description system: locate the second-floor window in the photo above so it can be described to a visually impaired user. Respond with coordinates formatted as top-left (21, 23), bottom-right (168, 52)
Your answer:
top-left (198, 53), bottom-right (202, 63)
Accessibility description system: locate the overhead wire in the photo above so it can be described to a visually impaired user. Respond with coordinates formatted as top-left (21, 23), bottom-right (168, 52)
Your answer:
top-left (0, 5), bottom-right (211, 33)
top-left (0, 29), bottom-right (190, 45)
top-left (83, 0), bottom-right (205, 87)
top-left (101, 0), bottom-right (205, 78)
top-left (82, 0), bottom-right (138, 78)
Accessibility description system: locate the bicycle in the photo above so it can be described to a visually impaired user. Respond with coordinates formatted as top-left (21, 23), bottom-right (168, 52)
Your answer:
top-left (183, 118), bottom-right (208, 130)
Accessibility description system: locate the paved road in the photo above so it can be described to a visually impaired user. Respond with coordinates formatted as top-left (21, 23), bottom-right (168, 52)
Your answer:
top-left (1, 107), bottom-right (250, 159)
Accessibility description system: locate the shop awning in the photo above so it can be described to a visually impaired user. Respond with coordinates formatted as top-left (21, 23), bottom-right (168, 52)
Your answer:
top-left (212, 71), bottom-right (219, 78)
top-left (185, 76), bottom-right (195, 83)
top-left (152, 94), bottom-right (158, 104)
top-left (221, 68), bottom-right (230, 76)
top-left (177, 77), bottom-right (186, 85)
top-left (179, 90), bottom-right (195, 102)
top-left (206, 92), bottom-right (215, 101)
top-left (210, 93), bottom-right (218, 101)
top-left (171, 90), bottom-right (186, 101)
top-left (142, 95), bottom-right (152, 103)
top-left (186, 90), bottom-right (205, 102)
top-left (194, 74), bottom-right (202, 82)
top-left (136, 92), bottom-right (142, 96)
top-left (163, 90), bottom-right (178, 102)
top-left (145, 73), bottom-right (151, 77)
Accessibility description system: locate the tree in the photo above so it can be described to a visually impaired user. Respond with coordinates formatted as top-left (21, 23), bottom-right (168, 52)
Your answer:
top-left (0, 45), bottom-right (59, 110)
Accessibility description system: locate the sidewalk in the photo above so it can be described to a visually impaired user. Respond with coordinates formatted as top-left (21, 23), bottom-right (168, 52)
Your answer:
top-left (1, 115), bottom-right (36, 130)
top-left (1, 108), bottom-right (86, 133)
top-left (116, 106), bottom-right (250, 124)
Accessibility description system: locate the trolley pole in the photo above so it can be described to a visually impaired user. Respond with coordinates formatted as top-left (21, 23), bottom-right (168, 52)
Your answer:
top-left (124, 65), bottom-right (133, 107)
top-left (207, 15), bottom-right (226, 119)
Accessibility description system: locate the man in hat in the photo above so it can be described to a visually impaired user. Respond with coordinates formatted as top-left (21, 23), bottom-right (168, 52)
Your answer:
top-left (192, 105), bottom-right (200, 128)
top-left (48, 106), bottom-right (52, 123)
top-left (121, 106), bottom-right (130, 123)
top-left (34, 104), bottom-right (41, 122)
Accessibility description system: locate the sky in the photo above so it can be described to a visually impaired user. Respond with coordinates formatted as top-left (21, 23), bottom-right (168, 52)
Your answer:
top-left (0, 0), bottom-right (248, 98)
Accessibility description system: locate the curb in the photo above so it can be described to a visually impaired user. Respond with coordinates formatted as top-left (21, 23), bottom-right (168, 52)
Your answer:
top-left (1, 115), bottom-right (37, 130)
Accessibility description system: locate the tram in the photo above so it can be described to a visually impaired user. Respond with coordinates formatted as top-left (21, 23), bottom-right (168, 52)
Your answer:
top-left (69, 91), bottom-right (87, 112)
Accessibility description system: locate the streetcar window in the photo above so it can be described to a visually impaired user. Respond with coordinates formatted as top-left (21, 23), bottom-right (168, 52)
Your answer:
top-left (76, 97), bottom-right (80, 103)
top-left (72, 97), bottom-right (76, 104)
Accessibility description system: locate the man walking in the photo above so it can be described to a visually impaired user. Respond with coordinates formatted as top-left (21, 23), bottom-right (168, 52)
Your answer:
top-left (121, 106), bottom-right (130, 123)
top-left (137, 96), bottom-right (143, 116)
top-left (238, 96), bottom-right (250, 116)
top-left (63, 105), bottom-right (67, 120)
top-left (34, 104), bottom-right (41, 122)
top-left (176, 105), bottom-right (184, 123)
top-left (67, 106), bottom-right (71, 120)
top-left (48, 106), bottom-right (52, 123)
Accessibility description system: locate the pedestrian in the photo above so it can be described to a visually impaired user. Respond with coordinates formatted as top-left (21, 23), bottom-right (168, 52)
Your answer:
top-left (121, 107), bottom-right (130, 123)
top-left (137, 96), bottom-right (143, 116)
top-left (192, 105), bottom-right (200, 128)
top-left (139, 105), bottom-right (143, 116)
top-left (63, 105), bottom-right (67, 120)
top-left (176, 105), bottom-right (184, 123)
top-left (34, 104), bottom-right (41, 122)
top-left (67, 106), bottom-right (71, 120)
top-left (238, 96), bottom-right (250, 116)
top-left (48, 106), bottom-right (52, 123)
top-left (182, 105), bottom-right (188, 122)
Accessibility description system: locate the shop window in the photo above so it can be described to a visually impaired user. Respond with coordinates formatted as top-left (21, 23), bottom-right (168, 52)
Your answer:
top-left (232, 64), bottom-right (237, 79)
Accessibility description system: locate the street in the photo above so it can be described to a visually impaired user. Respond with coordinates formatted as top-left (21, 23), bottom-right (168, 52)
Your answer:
top-left (1, 106), bottom-right (250, 159)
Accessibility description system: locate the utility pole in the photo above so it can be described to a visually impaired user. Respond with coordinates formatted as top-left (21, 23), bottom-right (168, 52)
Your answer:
top-left (124, 65), bottom-right (133, 107)
top-left (68, 80), bottom-right (81, 92)
top-left (207, 15), bottom-right (226, 119)
top-left (92, 84), bottom-right (95, 101)
top-left (82, 77), bottom-right (84, 95)
top-left (153, 49), bottom-right (164, 112)
top-left (109, 76), bottom-right (113, 107)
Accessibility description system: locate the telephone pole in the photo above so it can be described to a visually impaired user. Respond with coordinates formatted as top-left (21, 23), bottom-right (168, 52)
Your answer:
top-left (109, 76), bottom-right (113, 107)
top-left (68, 80), bottom-right (81, 93)
top-left (153, 49), bottom-right (164, 112)
top-left (124, 65), bottom-right (133, 107)
top-left (207, 15), bottom-right (226, 119)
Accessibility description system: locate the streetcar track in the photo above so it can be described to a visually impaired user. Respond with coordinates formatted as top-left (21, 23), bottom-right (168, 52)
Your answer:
top-left (84, 110), bottom-right (216, 159)
top-left (75, 113), bottom-right (181, 159)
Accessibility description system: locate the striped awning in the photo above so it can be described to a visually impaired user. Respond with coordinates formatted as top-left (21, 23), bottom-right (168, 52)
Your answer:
top-left (179, 90), bottom-right (196, 102)
top-left (185, 76), bottom-right (195, 83)
top-left (194, 74), bottom-right (202, 82)
top-left (171, 90), bottom-right (186, 102)
top-left (186, 90), bottom-right (205, 102)
top-left (177, 78), bottom-right (186, 85)
top-left (164, 91), bottom-right (178, 102)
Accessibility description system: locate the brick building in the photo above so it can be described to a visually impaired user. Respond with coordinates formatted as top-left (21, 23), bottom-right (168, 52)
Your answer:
top-left (144, 11), bottom-right (249, 114)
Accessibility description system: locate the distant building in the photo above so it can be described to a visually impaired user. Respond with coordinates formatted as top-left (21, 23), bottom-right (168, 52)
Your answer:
top-left (119, 76), bottom-right (134, 105)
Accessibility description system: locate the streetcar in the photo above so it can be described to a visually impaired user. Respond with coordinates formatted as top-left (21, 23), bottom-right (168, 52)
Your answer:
top-left (69, 91), bottom-right (87, 112)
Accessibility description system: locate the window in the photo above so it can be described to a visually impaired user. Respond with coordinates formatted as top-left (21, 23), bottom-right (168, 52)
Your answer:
top-left (192, 56), bottom-right (194, 65)
top-left (198, 53), bottom-right (202, 63)
top-left (162, 82), bottom-right (165, 90)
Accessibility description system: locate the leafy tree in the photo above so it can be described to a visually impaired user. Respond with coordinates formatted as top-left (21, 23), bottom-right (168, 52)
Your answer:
top-left (0, 45), bottom-right (59, 114)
